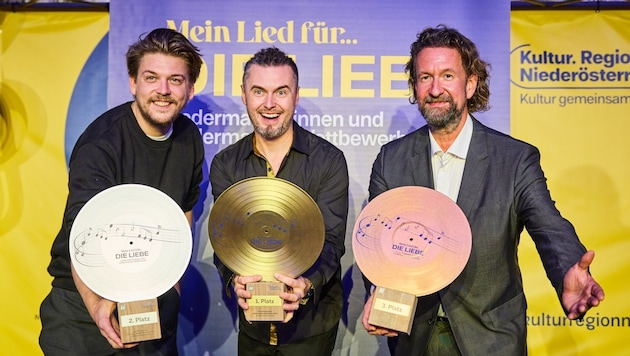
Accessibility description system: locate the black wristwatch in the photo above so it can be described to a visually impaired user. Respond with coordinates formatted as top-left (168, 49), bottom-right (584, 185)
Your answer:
top-left (300, 285), bottom-right (315, 305)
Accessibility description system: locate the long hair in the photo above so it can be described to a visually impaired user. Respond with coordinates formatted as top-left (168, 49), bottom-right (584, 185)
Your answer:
top-left (126, 28), bottom-right (203, 84)
top-left (405, 25), bottom-right (490, 113)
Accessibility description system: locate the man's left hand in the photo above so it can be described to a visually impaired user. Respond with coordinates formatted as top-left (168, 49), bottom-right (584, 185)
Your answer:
top-left (274, 273), bottom-right (311, 323)
top-left (561, 250), bottom-right (605, 319)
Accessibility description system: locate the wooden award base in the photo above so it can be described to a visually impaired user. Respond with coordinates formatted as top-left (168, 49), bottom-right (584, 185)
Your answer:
top-left (368, 287), bottom-right (417, 334)
top-left (117, 298), bottom-right (161, 344)
top-left (244, 282), bottom-right (287, 321)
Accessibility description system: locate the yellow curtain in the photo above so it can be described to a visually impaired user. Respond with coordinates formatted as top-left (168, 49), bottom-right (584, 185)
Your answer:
top-left (0, 10), bottom-right (108, 355)
top-left (512, 10), bottom-right (630, 355)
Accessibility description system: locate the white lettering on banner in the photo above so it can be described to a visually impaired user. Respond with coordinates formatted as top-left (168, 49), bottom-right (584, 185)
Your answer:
top-left (310, 130), bottom-right (405, 147)
top-left (184, 108), bottom-right (405, 147)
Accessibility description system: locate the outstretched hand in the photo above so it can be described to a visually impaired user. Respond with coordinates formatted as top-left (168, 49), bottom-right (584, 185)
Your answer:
top-left (562, 250), bottom-right (605, 320)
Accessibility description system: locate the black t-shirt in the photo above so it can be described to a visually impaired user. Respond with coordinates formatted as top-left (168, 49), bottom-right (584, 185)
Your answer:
top-left (47, 102), bottom-right (204, 291)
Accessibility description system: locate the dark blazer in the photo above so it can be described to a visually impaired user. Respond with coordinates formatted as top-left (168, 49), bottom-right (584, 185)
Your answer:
top-left (368, 117), bottom-right (586, 355)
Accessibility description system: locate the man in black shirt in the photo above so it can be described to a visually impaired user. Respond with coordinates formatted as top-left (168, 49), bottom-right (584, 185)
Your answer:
top-left (39, 28), bottom-right (204, 355)
top-left (210, 47), bottom-right (349, 355)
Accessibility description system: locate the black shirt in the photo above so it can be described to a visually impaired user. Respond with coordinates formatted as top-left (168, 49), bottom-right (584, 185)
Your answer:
top-left (210, 121), bottom-right (349, 344)
top-left (47, 102), bottom-right (204, 291)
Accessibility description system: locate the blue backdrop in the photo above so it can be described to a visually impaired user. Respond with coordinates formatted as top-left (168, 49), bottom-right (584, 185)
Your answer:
top-left (64, 1), bottom-right (512, 354)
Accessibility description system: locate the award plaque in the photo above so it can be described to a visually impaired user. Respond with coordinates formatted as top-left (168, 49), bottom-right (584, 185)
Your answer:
top-left (209, 177), bottom-right (325, 321)
top-left (70, 184), bottom-right (192, 343)
top-left (352, 186), bottom-right (472, 334)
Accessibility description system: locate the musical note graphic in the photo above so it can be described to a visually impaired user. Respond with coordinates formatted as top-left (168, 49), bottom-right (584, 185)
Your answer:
top-left (67, 184), bottom-right (193, 303)
top-left (352, 186), bottom-right (472, 296)
top-left (354, 213), bottom-right (463, 258)
top-left (71, 221), bottom-right (186, 267)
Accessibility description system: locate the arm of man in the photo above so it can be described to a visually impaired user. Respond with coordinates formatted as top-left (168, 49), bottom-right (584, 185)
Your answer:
top-left (296, 147), bottom-right (349, 304)
top-left (209, 154), bottom-right (245, 290)
top-left (174, 210), bottom-right (195, 296)
top-left (71, 264), bottom-right (137, 349)
top-left (515, 143), bottom-right (605, 316)
top-left (209, 153), bottom-right (266, 317)
top-left (269, 145), bottom-right (349, 322)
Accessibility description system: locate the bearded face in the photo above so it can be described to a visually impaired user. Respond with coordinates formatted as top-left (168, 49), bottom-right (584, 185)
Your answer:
top-left (413, 47), bottom-right (476, 132)
top-left (419, 93), bottom-right (465, 131)
top-left (241, 64), bottom-right (298, 141)
top-left (129, 53), bottom-right (194, 136)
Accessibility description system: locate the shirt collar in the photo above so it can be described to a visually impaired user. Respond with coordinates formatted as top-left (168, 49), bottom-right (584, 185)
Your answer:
top-left (429, 114), bottom-right (473, 159)
top-left (249, 120), bottom-right (310, 158)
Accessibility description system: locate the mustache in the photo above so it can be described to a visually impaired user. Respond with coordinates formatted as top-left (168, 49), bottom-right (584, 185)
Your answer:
top-left (423, 94), bottom-right (453, 104)
top-left (153, 95), bottom-right (175, 103)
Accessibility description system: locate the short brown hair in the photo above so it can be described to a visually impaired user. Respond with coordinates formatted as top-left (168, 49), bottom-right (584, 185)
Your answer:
top-left (126, 28), bottom-right (203, 84)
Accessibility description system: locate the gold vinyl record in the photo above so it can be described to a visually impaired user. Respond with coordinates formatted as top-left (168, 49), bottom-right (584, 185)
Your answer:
top-left (209, 177), bottom-right (325, 281)
top-left (352, 186), bottom-right (472, 296)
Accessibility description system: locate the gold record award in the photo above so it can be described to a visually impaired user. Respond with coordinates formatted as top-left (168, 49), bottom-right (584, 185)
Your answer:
top-left (208, 177), bottom-right (325, 321)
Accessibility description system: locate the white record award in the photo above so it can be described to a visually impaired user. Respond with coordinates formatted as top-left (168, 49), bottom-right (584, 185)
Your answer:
top-left (69, 184), bottom-right (192, 302)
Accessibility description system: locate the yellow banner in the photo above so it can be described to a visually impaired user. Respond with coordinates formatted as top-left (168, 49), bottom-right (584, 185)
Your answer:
top-left (512, 10), bottom-right (630, 355)
top-left (0, 11), bottom-right (108, 355)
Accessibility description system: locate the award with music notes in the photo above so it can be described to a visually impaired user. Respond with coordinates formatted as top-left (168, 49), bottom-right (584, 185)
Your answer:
top-left (352, 186), bottom-right (472, 334)
top-left (70, 184), bottom-right (192, 343)
top-left (208, 177), bottom-right (325, 321)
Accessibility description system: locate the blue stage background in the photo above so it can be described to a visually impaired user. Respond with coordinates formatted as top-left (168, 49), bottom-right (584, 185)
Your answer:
top-left (86, 1), bottom-right (509, 354)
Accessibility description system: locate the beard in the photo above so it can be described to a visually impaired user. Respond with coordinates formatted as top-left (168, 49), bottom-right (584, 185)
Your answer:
top-left (253, 118), bottom-right (291, 140)
top-left (419, 94), bottom-right (465, 131)
top-left (135, 95), bottom-right (179, 131)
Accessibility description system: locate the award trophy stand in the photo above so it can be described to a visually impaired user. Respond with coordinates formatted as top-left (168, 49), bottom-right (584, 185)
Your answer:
top-left (369, 287), bottom-right (418, 334)
top-left (117, 298), bottom-right (161, 343)
top-left (244, 282), bottom-right (287, 321)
